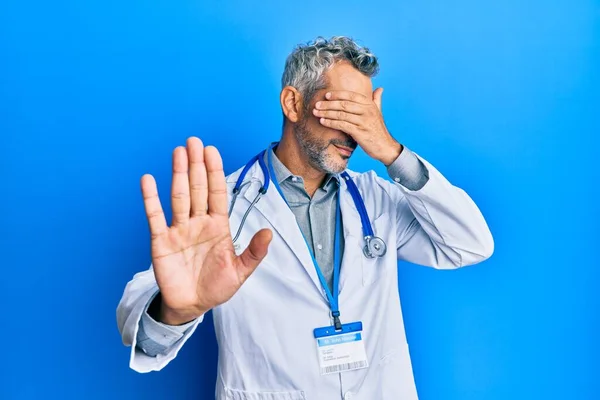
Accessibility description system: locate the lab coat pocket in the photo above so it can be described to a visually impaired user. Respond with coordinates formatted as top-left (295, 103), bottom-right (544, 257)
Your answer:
top-left (376, 344), bottom-right (419, 400)
top-left (362, 213), bottom-right (392, 286)
top-left (225, 387), bottom-right (306, 400)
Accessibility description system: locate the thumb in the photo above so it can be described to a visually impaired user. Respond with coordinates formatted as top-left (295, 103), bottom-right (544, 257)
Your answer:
top-left (236, 228), bottom-right (273, 280)
top-left (373, 87), bottom-right (384, 110)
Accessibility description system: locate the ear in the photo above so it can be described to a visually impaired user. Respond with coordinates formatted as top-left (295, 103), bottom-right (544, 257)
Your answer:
top-left (280, 86), bottom-right (303, 123)
top-left (373, 87), bottom-right (384, 111)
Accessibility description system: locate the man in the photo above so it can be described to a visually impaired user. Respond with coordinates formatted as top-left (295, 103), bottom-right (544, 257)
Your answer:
top-left (117, 36), bottom-right (494, 399)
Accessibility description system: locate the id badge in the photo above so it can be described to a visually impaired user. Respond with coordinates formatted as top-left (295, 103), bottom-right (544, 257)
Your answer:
top-left (313, 321), bottom-right (369, 375)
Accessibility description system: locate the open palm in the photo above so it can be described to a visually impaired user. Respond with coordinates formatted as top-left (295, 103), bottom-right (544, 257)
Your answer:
top-left (141, 137), bottom-right (272, 325)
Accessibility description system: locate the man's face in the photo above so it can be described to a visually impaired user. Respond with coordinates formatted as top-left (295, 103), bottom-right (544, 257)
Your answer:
top-left (294, 61), bottom-right (374, 174)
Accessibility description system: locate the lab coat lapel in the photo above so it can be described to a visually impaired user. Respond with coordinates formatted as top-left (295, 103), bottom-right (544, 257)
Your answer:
top-left (242, 169), bottom-right (326, 298)
top-left (338, 175), bottom-right (364, 294)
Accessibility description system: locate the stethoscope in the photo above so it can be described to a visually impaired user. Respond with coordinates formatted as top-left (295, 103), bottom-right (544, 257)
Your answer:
top-left (228, 144), bottom-right (387, 259)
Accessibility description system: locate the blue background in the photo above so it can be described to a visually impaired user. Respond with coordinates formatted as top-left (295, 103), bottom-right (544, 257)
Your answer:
top-left (1, 0), bottom-right (598, 399)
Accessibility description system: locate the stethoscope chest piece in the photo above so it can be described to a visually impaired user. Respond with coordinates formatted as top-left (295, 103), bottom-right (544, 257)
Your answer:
top-left (363, 236), bottom-right (387, 258)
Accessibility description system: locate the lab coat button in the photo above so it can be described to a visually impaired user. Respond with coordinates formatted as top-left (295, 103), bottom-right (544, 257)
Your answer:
top-left (344, 392), bottom-right (353, 400)
top-left (394, 177), bottom-right (401, 183)
top-left (317, 244), bottom-right (323, 250)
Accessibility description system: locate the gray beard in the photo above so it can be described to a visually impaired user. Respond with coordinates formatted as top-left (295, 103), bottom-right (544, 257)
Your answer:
top-left (293, 118), bottom-right (356, 174)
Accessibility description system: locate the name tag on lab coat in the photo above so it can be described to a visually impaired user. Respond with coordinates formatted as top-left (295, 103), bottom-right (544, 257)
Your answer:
top-left (313, 321), bottom-right (369, 375)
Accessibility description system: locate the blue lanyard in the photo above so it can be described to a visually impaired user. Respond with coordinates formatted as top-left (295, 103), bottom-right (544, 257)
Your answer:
top-left (266, 148), bottom-right (344, 330)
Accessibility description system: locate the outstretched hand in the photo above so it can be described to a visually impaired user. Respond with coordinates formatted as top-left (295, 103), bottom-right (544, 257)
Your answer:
top-left (141, 137), bottom-right (272, 325)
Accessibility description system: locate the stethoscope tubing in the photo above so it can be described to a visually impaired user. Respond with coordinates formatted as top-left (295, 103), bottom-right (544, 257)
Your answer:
top-left (228, 145), bottom-right (386, 259)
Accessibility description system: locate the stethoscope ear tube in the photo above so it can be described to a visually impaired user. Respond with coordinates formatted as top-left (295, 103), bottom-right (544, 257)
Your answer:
top-left (230, 150), bottom-right (271, 243)
top-left (231, 188), bottom-right (264, 244)
top-left (228, 189), bottom-right (240, 217)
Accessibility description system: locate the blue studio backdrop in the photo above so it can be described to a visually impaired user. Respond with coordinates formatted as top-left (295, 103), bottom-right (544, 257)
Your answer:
top-left (1, 0), bottom-right (598, 399)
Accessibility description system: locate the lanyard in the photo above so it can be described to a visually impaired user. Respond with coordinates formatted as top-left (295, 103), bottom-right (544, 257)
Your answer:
top-left (266, 147), bottom-right (344, 330)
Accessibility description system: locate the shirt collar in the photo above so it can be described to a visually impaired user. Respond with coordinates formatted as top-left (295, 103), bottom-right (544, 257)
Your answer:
top-left (266, 146), bottom-right (340, 191)
top-left (321, 173), bottom-right (340, 191)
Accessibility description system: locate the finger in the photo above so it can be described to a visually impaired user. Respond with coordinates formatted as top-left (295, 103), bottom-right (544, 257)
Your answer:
top-left (141, 174), bottom-right (168, 238)
top-left (319, 118), bottom-right (361, 136)
top-left (236, 228), bottom-right (273, 280)
top-left (314, 100), bottom-right (365, 115)
top-left (313, 109), bottom-right (363, 126)
top-left (325, 90), bottom-right (370, 104)
top-left (187, 137), bottom-right (208, 217)
top-left (373, 87), bottom-right (384, 110)
top-left (204, 146), bottom-right (229, 216)
top-left (171, 146), bottom-right (191, 225)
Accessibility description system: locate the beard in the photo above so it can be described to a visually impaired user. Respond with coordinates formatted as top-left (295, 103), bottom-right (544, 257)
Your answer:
top-left (293, 115), bottom-right (357, 174)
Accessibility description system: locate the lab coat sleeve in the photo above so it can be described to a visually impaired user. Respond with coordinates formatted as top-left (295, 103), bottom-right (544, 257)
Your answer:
top-left (116, 264), bottom-right (204, 373)
top-left (379, 149), bottom-right (494, 268)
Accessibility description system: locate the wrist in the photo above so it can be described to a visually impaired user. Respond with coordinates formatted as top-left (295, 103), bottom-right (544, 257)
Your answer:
top-left (159, 302), bottom-right (206, 326)
top-left (380, 140), bottom-right (403, 166)
top-left (149, 293), bottom-right (207, 326)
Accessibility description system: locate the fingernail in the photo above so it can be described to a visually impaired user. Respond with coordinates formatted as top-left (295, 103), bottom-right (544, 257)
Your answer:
top-left (313, 108), bottom-right (319, 115)
top-left (325, 92), bottom-right (331, 99)
top-left (316, 101), bottom-right (322, 108)
top-left (320, 118), bottom-right (326, 124)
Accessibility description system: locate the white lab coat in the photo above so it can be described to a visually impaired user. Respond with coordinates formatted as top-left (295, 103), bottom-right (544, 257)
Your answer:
top-left (117, 153), bottom-right (493, 400)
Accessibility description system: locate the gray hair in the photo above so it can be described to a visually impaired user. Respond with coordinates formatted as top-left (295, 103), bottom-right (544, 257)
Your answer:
top-left (281, 36), bottom-right (379, 109)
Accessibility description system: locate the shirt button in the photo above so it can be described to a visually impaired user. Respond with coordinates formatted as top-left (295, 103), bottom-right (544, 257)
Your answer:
top-left (344, 392), bottom-right (353, 400)
top-left (394, 177), bottom-right (401, 183)
top-left (317, 244), bottom-right (323, 250)
top-left (291, 176), bottom-right (298, 182)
